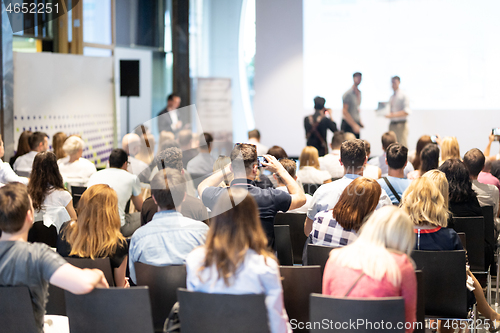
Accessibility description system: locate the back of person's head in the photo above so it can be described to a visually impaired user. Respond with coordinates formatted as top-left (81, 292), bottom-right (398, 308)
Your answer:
top-left (248, 129), bottom-right (261, 141)
top-left (275, 158), bottom-right (297, 184)
top-left (63, 136), bottom-right (85, 156)
top-left (199, 133), bottom-right (213, 151)
top-left (230, 144), bottom-right (257, 175)
top-left (441, 137), bottom-right (460, 161)
top-left (299, 146), bottom-right (320, 170)
top-left (420, 143), bottom-right (440, 174)
top-left (484, 158), bottom-right (492, 173)
top-left (381, 131), bottom-right (397, 151)
top-left (161, 139), bottom-right (181, 151)
top-left (156, 147), bottom-right (183, 172)
top-left (412, 135), bottom-right (433, 170)
top-left (14, 130), bottom-right (33, 158)
top-left (363, 140), bottom-right (371, 157)
top-left (167, 93), bottom-right (179, 101)
top-left (332, 177), bottom-right (381, 232)
top-left (28, 151), bottom-right (64, 211)
top-left (491, 160), bottom-right (500, 181)
top-left (331, 131), bottom-right (345, 150)
top-left (52, 132), bottom-right (67, 159)
top-left (353, 72), bottom-right (362, 78)
top-left (463, 148), bottom-right (485, 178)
top-left (313, 96), bottom-right (325, 110)
top-left (267, 145), bottom-right (288, 160)
top-left (121, 133), bottom-right (141, 156)
top-left (159, 131), bottom-right (176, 149)
top-left (28, 131), bottom-right (48, 151)
top-left (401, 177), bottom-right (448, 227)
top-left (422, 170), bottom-right (449, 209)
top-left (386, 143), bottom-right (408, 170)
top-left (439, 158), bottom-right (476, 204)
top-left (202, 188), bottom-right (274, 286)
top-left (178, 130), bottom-right (193, 147)
top-left (340, 139), bottom-right (366, 173)
top-left (213, 156), bottom-right (233, 186)
top-left (66, 184), bottom-right (124, 258)
top-left (151, 168), bottom-right (187, 210)
top-left (0, 183), bottom-right (32, 234)
top-left (109, 148), bottom-right (128, 168)
top-left (344, 132), bottom-right (357, 141)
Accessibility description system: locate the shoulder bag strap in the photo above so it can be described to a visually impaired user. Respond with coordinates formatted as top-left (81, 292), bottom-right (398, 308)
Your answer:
top-left (344, 272), bottom-right (365, 297)
top-left (383, 177), bottom-right (401, 203)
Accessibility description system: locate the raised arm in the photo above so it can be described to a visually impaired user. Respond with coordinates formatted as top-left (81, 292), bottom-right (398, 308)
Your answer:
top-left (198, 164), bottom-right (232, 199)
top-left (485, 132), bottom-right (495, 158)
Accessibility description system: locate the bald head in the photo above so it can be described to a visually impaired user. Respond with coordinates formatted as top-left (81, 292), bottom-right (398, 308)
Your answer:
top-left (122, 133), bottom-right (141, 156)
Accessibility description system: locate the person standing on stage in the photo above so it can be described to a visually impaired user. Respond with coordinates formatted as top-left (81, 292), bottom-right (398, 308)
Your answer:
top-left (304, 96), bottom-right (337, 157)
top-left (386, 76), bottom-right (411, 147)
top-left (341, 72), bottom-right (363, 139)
top-left (157, 93), bottom-right (182, 134)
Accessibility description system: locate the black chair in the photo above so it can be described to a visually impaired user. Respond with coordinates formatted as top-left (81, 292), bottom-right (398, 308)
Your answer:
top-left (71, 185), bottom-right (87, 208)
top-left (306, 243), bottom-right (337, 275)
top-left (303, 183), bottom-right (321, 196)
top-left (411, 250), bottom-right (469, 319)
top-left (134, 263), bottom-right (187, 333)
top-left (280, 266), bottom-right (322, 333)
top-left (0, 286), bottom-right (38, 333)
top-left (27, 221), bottom-right (58, 247)
top-left (177, 288), bottom-right (270, 333)
top-left (65, 286), bottom-right (154, 333)
top-left (481, 206), bottom-right (496, 269)
top-left (275, 225), bottom-right (294, 266)
top-left (309, 294), bottom-right (405, 333)
top-left (275, 213), bottom-right (308, 264)
top-left (414, 270), bottom-right (425, 333)
top-left (16, 170), bottom-right (30, 178)
top-left (453, 216), bottom-right (485, 271)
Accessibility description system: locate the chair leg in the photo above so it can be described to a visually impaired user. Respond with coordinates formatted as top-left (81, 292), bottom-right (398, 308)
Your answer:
top-left (489, 267), bottom-right (492, 305)
top-left (497, 248), bottom-right (500, 306)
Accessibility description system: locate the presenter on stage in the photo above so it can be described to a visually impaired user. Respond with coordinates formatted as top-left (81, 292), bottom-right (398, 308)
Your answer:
top-left (341, 72), bottom-right (363, 139)
top-left (385, 76), bottom-right (411, 147)
top-left (157, 93), bottom-right (182, 134)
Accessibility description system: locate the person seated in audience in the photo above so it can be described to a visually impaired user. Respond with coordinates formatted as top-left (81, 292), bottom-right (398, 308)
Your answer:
top-left (212, 155), bottom-right (233, 187)
top-left (0, 134), bottom-right (28, 185)
top-left (492, 160), bottom-right (500, 182)
top-left (57, 184), bottom-right (129, 287)
top-left (14, 131), bottom-right (49, 175)
top-left (186, 188), bottom-right (292, 333)
top-left (319, 130), bottom-right (345, 179)
top-left (362, 140), bottom-right (382, 179)
top-left (407, 143), bottom-right (440, 180)
top-left (377, 143), bottom-right (412, 205)
top-left (368, 131), bottom-right (413, 178)
top-left (267, 145), bottom-right (288, 160)
top-left (133, 126), bottom-right (156, 165)
top-left (9, 130), bottom-right (32, 167)
top-left (28, 152), bottom-right (77, 224)
top-left (309, 177), bottom-right (381, 248)
top-left (439, 136), bottom-right (461, 165)
top-left (407, 135), bottom-right (432, 168)
top-left (187, 132), bottom-right (216, 178)
top-left (297, 146), bottom-right (332, 184)
top-left (247, 129), bottom-right (269, 156)
top-left (158, 130), bottom-right (176, 150)
top-left (485, 131), bottom-right (500, 161)
top-left (87, 149), bottom-right (143, 237)
top-left (323, 206), bottom-right (416, 333)
top-left (141, 147), bottom-right (209, 225)
top-left (479, 158), bottom-right (500, 191)
top-left (122, 133), bottom-right (149, 176)
top-left (58, 136), bottom-right (97, 187)
top-left (179, 129), bottom-right (199, 169)
top-left (52, 132), bottom-right (67, 161)
top-left (275, 158), bottom-right (312, 214)
top-left (304, 139), bottom-right (391, 237)
top-left (421, 170), bottom-right (449, 209)
top-left (199, 143), bottom-right (306, 249)
top-left (129, 169), bottom-right (209, 284)
top-left (401, 177), bottom-right (500, 332)
top-left (0, 183), bottom-right (108, 333)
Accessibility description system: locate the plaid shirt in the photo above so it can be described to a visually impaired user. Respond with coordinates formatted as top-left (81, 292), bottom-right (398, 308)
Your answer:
top-left (311, 210), bottom-right (358, 247)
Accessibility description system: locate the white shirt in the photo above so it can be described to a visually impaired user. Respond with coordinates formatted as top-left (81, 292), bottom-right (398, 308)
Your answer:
top-left (127, 156), bottom-right (148, 176)
top-left (87, 168), bottom-right (142, 226)
top-left (363, 164), bottom-right (380, 179)
top-left (276, 186), bottom-right (312, 214)
top-left (319, 150), bottom-right (344, 179)
top-left (389, 89), bottom-right (411, 122)
top-left (472, 179), bottom-right (499, 218)
top-left (13, 151), bottom-right (38, 174)
top-left (58, 157), bottom-right (97, 187)
top-left (248, 138), bottom-right (269, 157)
top-left (0, 159), bottom-right (28, 185)
top-left (34, 189), bottom-right (73, 231)
top-left (297, 166), bottom-right (331, 184)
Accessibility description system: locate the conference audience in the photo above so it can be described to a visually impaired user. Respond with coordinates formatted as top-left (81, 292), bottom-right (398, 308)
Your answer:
top-left (178, 129), bottom-right (199, 168)
top-left (58, 136), bottom-right (97, 187)
top-left (87, 148), bottom-right (143, 237)
top-left (57, 184), bottom-right (129, 287)
top-left (407, 143), bottom-right (440, 180)
top-left (362, 140), bottom-right (382, 179)
top-left (14, 131), bottom-right (49, 175)
top-left (122, 133), bottom-right (149, 176)
top-left (0, 134), bottom-right (28, 185)
top-left (0, 183), bottom-right (108, 333)
top-left (129, 169), bottom-right (208, 284)
top-left (479, 158), bottom-right (500, 191)
top-left (377, 143), bottom-right (412, 205)
top-left (248, 129), bottom-right (269, 156)
top-left (52, 132), bottom-right (67, 160)
top-left (186, 188), bottom-right (292, 333)
top-left (439, 136), bottom-right (461, 165)
top-left (323, 206), bottom-right (416, 333)
top-left (296, 146), bottom-right (331, 184)
top-left (212, 155), bottom-right (233, 187)
top-left (274, 158), bottom-right (312, 214)
top-left (319, 130), bottom-right (345, 179)
top-left (408, 135), bottom-right (432, 169)
top-left (9, 130), bottom-right (32, 167)
top-left (368, 131), bottom-right (413, 178)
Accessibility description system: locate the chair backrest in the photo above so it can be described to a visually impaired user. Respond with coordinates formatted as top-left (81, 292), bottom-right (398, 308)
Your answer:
top-left (177, 288), bottom-right (270, 333)
top-left (134, 263), bottom-right (186, 332)
top-left (309, 294), bottom-right (405, 333)
top-left (481, 205), bottom-right (495, 269)
top-left (274, 225), bottom-right (293, 266)
top-left (411, 250), bottom-right (468, 318)
top-left (280, 266), bottom-right (322, 332)
top-left (16, 170), bottom-right (30, 178)
top-left (452, 216), bottom-right (485, 271)
top-left (414, 270), bottom-right (425, 333)
top-left (71, 186), bottom-right (87, 208)
top-left (306, 243), bottom-right (336, 274)
top-left (65, 257), bottom-right (115, 286)
top-left (0, 286), bottom-right (38, 333)
top-left (65, 287), bottom-right (154, 333)
top-left (27, 221), bottom-right (58, 247)
top-left (303, 183), bottom-right (321, 195)
top-left (275, 213), bottom-right (308, 264)
top-left (457, 232), bottom-right (466, 250)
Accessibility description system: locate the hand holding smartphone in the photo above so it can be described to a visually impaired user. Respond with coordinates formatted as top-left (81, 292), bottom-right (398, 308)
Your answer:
top-left (493, 128), bottom-right (500, 141)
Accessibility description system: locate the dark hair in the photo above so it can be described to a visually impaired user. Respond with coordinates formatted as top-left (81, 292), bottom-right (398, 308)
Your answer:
top-left (109, 149), bottom-right (128, 168)
top-left (439, 159), bottom-right (476, 204)
top-left (331, 131), bottom-right (345, 149)
top-left (167, 93), bottom-right (179, 101)
top-left (340, 139), bottom-right (366, 173)
top-left (463, 148), bottom-right (485, 177)
top-left (28, 132), bottom-right (48, 151)
top-left (420, 144), bottom-right (440, 174)
top-left (267, 145), bottom-right (288, 160)
top-left (491, 160), bottom-right (500, 181)
top-left (156, 147), bottom-right (183, 172)
top-left (382, 131), bottom-right (397, 150)
top-left (14, 131), bottom-right (33, 158)
top-left (248, 129), bottom-right (261, 140)
top-left (200, 133), bottom-right (214, 150)
top-left (386, 143), bottom-right (408, 170)
top-left (275, 158), bottom-right (297, 183)
top-left (392, 76), bottom-right (401, 82)
top-left (353, 72), bottom-right (362, 78)
top-left (151, 168), bottom-right (186, 210)
top-left (412, 135), bottom-right (432, 170)
top-left (363, 140), bottom-right (371, 156)
top-left (27, 152), bottom-right (65, 211)
top-left (52, 132), bottom-right (67, 159)
top-left (161, 139), bottom-right (181, 151)
top-left (313, 96), bottom-right (325, 110)
top-left (230, 144), bottom-right (257, 174)
top-left (0, 183), bottom-right (31, 233)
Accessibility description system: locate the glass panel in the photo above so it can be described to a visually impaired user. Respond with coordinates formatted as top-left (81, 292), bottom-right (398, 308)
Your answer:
top-left (83, 47), bottom-right (112, 57)
top-left (83, 0), bottom-right (112, 44)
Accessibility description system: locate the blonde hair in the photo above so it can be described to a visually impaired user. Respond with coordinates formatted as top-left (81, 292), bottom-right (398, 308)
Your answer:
top-left (400, 177), bottom-right (449, 227)
top-left (422, 170), bottom-right (449, 209)
top-left (329, 206), bottom-right (415, 287)
top-left (63, 136), bottom-right (85, 156)
top-left (213, 156), bottom-right (233, 187)
top-left (299, 146), bottom-right (320, 170)
top-left (441, 137), bottom-right (460, 162)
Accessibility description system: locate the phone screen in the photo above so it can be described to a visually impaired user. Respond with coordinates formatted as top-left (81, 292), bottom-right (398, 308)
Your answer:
top-left (493, 128), bottom-right (500, 136)
top-left (431, 135), bottom-right (438, 143)
top-left (257, 156), bottom-right (265, 167)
